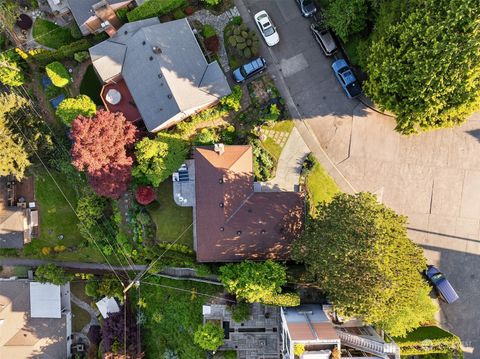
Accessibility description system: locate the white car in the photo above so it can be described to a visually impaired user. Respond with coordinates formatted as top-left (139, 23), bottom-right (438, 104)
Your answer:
top-left (254, 10), bottom-right (279, 47)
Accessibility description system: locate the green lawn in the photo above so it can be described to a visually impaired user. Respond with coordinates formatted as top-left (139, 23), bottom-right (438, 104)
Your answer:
top-left (394, 326), bottom-right (458, 343)
top-left (147, 180), bottom-right (193, 248)
top-left (306, 157), bottom-right (341, 216)
top-left (71, 281), bottom-right (92, 304)
top-left (32, 19), bottom-right (75, 49)
top-left (79, 65), bottom-right (103, 106)
top-left (140, 277), bottom-right (222, 358)
top-left (23, 169), bottom-right (106, 263)
top-left (260, 120), bottom-right (294, 160)
top-left (71, 302), bottom-right (91, 332)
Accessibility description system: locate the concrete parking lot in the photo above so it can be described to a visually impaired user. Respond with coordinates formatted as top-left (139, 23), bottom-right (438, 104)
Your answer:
top-left (238, 0), bottom-right (480, 356)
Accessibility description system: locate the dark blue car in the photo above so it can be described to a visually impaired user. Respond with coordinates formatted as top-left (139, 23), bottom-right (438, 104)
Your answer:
top-left (232, 57), bottom-right (267, 83)
top-left (332, 59), bottom-right (362, 99)
top-left (425, 265), bottom-right (459, 304)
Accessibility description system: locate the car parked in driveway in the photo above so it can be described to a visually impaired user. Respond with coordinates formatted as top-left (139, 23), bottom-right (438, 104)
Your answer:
top-left (331, 59), bottom-right (362, 98)
top-left (296, 0), bottom-right (317, 17)
top-left (310, 22), bottom-right (337, 56)
top-left (232, 57), bottom-right (267, 83)
top-left (425, 265), bottom-right (459, 304)
top-left (254, 10), bottom-right (279, 47)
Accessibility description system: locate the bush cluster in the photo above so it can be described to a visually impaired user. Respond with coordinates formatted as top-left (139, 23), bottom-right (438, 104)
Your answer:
top-left (230, 302), bottom-right (251, 323)
top-left (227, 23), bottom-right (259, 59)
top-left (45, 61), bottom-right (70, 87)
top-left (127, 0), bottom-right (186, 22)
top-left (220, 84), bottom-right (243, 112)
top-left (157, 242), bottom-right (194, 255)
top-left (73, 51), bottom-right (90, 63)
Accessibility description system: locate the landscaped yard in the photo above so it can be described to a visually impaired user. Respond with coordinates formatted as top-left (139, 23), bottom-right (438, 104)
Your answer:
top-left (305, 155), bottom-right (340, 215)
top-left (79, 65), bottom-right (103, 106)
top-left (147, 180), bottom-right (193, 248)
top-left (23, 169), bottom-right (106, 263)
top-left (139, 277), bottom-right (223, 358)
top-left (71, 302), bottom-right (91, 332)
top-left (260, 120), bottom-right (294, 160)
top-left (32, 19), bottom-right (75, 49)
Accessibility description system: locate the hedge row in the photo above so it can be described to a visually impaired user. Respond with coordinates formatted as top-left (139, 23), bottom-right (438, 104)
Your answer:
top-left (32, 39), bottom-right (90, 64)
top-left (127, 0), bottom-right (186, 22)
top-left (262, 293), bottom-right (300, 307)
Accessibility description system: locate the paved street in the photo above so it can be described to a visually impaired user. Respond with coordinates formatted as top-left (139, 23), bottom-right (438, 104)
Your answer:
top-left (239, 0), bottom-right (480, 356)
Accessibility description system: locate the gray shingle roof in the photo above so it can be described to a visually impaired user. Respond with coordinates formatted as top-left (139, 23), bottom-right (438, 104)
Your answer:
top-left (66, 0), bottom-right (127, 28)
top-left (89, 18), bottom-right (231, 131)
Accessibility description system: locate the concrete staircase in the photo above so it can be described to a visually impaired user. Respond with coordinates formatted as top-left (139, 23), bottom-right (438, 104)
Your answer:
top-left (336, 330), bottom-right (400, 359)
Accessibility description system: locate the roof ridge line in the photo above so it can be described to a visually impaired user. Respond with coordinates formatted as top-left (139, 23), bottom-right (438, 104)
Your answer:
top-left (226, 145), bottom-right (251, 170)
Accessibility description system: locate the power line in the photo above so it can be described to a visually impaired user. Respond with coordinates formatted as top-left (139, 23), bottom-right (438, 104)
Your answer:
top-left (6, 112), bottom-right (126, 285)
top-left (10, 85), bottom-right (138, 277)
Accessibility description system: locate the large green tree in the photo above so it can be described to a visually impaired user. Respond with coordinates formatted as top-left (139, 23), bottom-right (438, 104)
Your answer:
top-left (132, 133), bottom-right (188, 186)
top-left (293, 192), bottom-right (436, 336)
top-left (219, 260), bottom-right (287, 303)
top-left (0, 93), bottom-right (30, 179)
top-left (0, 50), bottom-right (25, 87)
top-left (365, 0), bottom-right (480, 134)
top-left (325, 0), bottom-right (368, 42)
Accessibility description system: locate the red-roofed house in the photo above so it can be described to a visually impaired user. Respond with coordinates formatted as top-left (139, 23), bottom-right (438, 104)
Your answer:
top-left (193, 144), bottom-right (304, 262)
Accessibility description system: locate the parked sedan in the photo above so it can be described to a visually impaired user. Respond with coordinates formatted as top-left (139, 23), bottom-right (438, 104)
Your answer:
top-left (331, 59), bottom-right (362, 99)
top-left (232, 57), bottom-right (267, 83)
top-left (254, 10), bottom-right (279, 46)
top-left (296, 0), bottom-right (317, 17)
top-left (425, 265), bottom-right (459, 304)
top-left (310, 23), bottom-right (337, 56)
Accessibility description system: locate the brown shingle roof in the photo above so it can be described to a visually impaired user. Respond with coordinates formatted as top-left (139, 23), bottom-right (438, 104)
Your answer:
top-left (194, 145), bottom-right (304, 262)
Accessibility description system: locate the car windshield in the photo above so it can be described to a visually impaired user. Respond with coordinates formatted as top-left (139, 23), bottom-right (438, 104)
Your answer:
top-left (240, 67), bottom-right (248, 77)
top-left (430, 272), bottom-right (444, 284)
top-left (263, 25), bottom-right (275, 36)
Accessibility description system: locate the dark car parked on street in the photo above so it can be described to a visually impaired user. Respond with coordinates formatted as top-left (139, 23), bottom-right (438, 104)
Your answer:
top-left (296, 0), bottom-right (317, 17)
top-left (425, 265), bottom-right (459, 304)
top-left (232, 57), bottom-right (267, 83)
top-left (310, 22), bottom-right (337, 56)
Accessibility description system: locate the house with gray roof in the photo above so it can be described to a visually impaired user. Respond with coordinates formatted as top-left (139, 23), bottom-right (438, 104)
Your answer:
top-left (89, 18), bottom-right (231, 132)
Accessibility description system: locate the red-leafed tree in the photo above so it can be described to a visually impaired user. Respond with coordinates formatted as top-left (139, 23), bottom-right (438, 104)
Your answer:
top-left (71, 110), bottom-right (137, 199)
top-left (135, 186), bottom-right (156, 205)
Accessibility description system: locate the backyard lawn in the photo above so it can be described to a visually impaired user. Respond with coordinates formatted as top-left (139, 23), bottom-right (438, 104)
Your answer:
top-left (147, 180), bottom-right (193, 248)
top-left (305, 156), bottom-right (340, 216)
top-left (79, 65), bottom-right (103, 106)
top-left (71, 302), bottom-right (91, 332)
top-left (32, 19), bottom-right (75, 49)
top-left (260, 120), bottom-right (294, 160)
top-left (140, 277), bottom-right (223, 358)
top-left (25, 169), bottom-right (106, 263)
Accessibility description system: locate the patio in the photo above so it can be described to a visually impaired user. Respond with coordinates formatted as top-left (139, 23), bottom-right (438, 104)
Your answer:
top-left (100, 80), bottom-right (142, 123)
top-left (172, 160), bottom-right (196, 208)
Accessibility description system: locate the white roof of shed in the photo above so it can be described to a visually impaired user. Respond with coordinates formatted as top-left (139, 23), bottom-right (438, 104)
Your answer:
top-left (29, 282), bottom-right (62, 318)
top-left (96, 296), bottom-right (120, 318)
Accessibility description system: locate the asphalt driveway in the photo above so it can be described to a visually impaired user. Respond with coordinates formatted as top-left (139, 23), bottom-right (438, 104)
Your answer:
top-left (238, 0), bottom-right (480, 356)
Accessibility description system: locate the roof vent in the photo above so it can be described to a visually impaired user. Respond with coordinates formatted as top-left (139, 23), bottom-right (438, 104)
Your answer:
top-left (167, 94), bottom-right (172, 99)
top-left (152, 46), bottom-right (162, 54)
top-left (236, 230), bottom-right (242, 235)
top-left (142, 40), bottom-right (146, 45)
top-left (219, 227), bottom-right (224, 231)
top-left (124, 30), bottom-right (128, 35)
top-left (214, 143), bottom-right (225, 156)
top-left (219, 202), bottom-right (224, 208)
top-left (261, 229), bottom-right (266, 234)
top-left (149, 56), bottom-right (153, 61)
top-left (248, 208), bottom-right (252, 213)
top-left (158, 73), bottom-right (162, 79)
top-left (218, 178), bottom-right (224, 184)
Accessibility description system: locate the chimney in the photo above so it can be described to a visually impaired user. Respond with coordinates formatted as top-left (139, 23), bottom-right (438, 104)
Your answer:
top-left (214, 143), bottom-right (225, 156)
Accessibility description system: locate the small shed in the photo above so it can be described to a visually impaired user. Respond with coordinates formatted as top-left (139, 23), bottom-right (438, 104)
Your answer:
top-left (29, 282), bottom-right (62, 318)
top-left (95, 297), bottom-right (120, 319)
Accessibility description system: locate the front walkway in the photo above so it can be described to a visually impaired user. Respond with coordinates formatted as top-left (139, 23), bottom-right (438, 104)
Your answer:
top-left (259, 127), bottom-right (310, 192)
